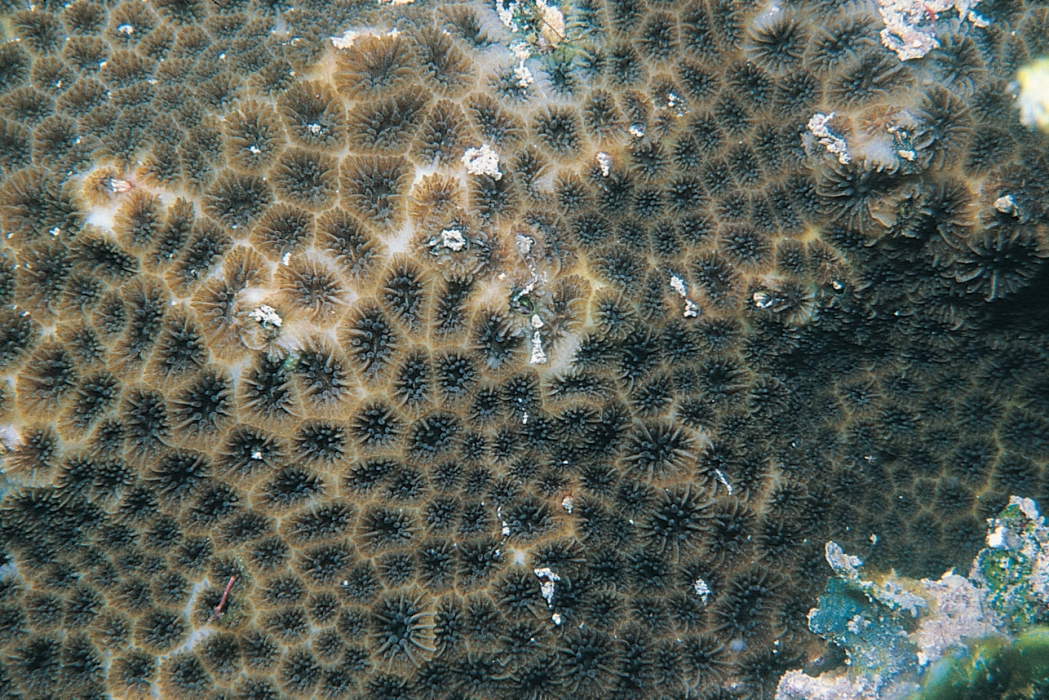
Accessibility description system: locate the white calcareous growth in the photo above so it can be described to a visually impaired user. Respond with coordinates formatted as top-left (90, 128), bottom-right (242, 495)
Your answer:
top-left (669, 274), bottom-right (688, 298)
top-left (877, 0), bottom-right (988, 61)
top-left (534, 567), bottom-right (560, 607)
top-left (513, 63), bottom-right (534, 88)
top-left (438, 228), bottom-right (467, 252)
top-left (670, 273), bottom-right (699, 317)
top-left (529, 314), bottom-right (547, 365)
top-left (807, 113), bottom-right (851, 164)
top-left (596, 152), bottom-right (612, 177)
top-left (250, 305), bottom-right (283, 329)
top-left (693, 578), bottom-right (711, 604)
top-left (462, 144), bottom-right (503, 180)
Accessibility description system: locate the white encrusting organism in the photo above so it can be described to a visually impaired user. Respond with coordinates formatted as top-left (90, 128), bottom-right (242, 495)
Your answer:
top-left (462, 144), bottom-right (503, 180)
top-left (807, 113), bottom-right (851, 164)
top-left (250, 305), bottom-right (283, 329)
top-left (534, 567), bottom-right (560, 606)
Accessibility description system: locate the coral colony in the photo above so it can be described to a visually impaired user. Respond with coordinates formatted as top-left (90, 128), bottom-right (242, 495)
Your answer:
top-left (1, 0), bottom-right (1049, 697)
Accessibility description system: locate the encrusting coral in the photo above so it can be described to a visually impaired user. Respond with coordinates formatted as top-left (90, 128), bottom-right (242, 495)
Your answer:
top-left (0, 0), bottom-right (1048, 698)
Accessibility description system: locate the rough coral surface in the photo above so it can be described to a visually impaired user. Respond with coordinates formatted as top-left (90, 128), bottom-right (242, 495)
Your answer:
top-left (0, 0), bottom-right (1048, 698)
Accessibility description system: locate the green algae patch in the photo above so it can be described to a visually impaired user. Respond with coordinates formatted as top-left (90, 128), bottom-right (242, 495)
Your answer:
top-left (809, 576), bottom-right (919, 682)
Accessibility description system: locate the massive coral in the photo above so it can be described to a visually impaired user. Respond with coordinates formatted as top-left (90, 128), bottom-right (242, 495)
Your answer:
top-left (0, 0), bottom-right (1047, 698)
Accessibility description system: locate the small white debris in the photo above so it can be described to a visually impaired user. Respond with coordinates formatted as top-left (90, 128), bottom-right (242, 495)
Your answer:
top-left (251, 450), bottom-right (263, 460)
top-left (670, 274), bottom-right (688, 298)
top-left (807, 113), bottom-right (851, 164)
top-left (250, 305), bottom-right (283, 329)
top-left (666, 91), bottom-right (687, 115)
top-left (995, 194), bottom-right (1019, 216)
top-left (529, 330), bottom-right (547, 365)
top-left (670, 274), bottom-right (699, 317)
top-left (497, 506), bottom-right (511, 537)
top-left (714, 468), bottom-right (733, 495)
top-left (248, 145), bottom-right (262, 155)
top-left (693, 578), bottom-right (711, 604)
top-left (118, 24), bottom-right (134, 34)
top-left (48, 227), bottom-right (61, 237)
top-left (307, 123), bottom-right (322, 135)
top-left (534, 567), bottom-right (561, 606)
top-left (551, 612), bottom-right (563, 625)
top-left (870, 533), bottom-right (879, 546)
top-left (522, 410), bottom-right (529, 425)
top-left (281, 252), bottom-right (291, 266)
top-left (561, 495), bottom-right (574, 513)
top-left (109, 178), bottom-right (133, 193)
top-left (462, 144), bottom-right (502, 180)
top-left (596, 152), bottom-right (612, 177)
top-left (628, 123), bottom-right (646, 138)
top-left (888, 123), bottom-right (917, 161)
top-left (530, 314), bottom-right (544, 329)
top-left (439, 228), bottom-right (467, 251)
top-left (753, 290), bottom-right (775, 309)
top-left (513, 63), bottom-right (534, 89)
